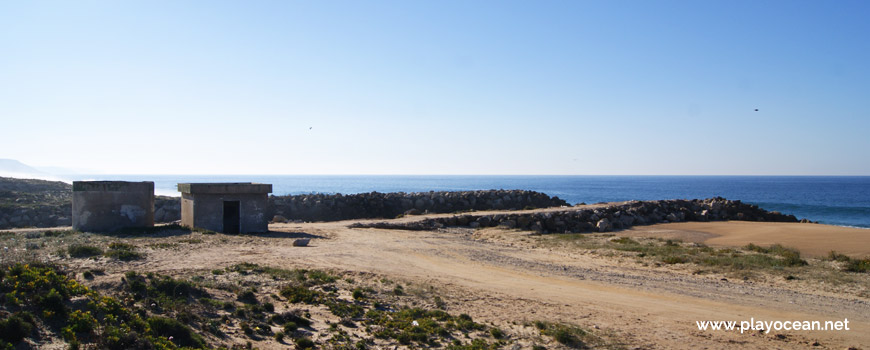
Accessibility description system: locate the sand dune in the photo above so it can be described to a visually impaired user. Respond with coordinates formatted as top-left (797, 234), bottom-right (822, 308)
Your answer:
top-left (626, 221), bottom-right (870, 258)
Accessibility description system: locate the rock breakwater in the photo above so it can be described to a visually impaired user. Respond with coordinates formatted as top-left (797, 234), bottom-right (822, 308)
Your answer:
top-left (351, 198), bottom-right (804, 233)
top-left (268, 190), bottom-right (569, 222)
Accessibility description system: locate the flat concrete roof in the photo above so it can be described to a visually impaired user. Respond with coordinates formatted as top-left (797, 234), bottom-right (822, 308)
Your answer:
top-left (177, 182), bottom-right (273, 194)
top-left (73, 181), bottom-right (154, 192)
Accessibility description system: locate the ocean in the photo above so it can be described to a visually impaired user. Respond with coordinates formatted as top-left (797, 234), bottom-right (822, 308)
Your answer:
top-left (70, 175), bottom-right (870, 229)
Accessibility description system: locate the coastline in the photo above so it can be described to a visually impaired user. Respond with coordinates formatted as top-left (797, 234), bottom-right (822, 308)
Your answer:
top-left (66, 174), bottom-right (870, 229)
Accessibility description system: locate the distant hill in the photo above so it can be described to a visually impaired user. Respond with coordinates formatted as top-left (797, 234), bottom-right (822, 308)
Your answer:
top-left (0, 158), bottom-right (70, 181)
top-left (0, 158), bottom-right (44, 175)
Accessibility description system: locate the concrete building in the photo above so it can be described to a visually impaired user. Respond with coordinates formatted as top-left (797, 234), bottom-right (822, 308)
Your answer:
top-left (72, 181), bottom-right (155, 232)
top-left (178, 183), bottom-right (272, 233)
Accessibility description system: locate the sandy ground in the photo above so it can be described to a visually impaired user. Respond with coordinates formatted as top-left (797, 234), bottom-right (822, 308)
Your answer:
top-left (624, 221), bottom-right (870, 258)
top-left (8, 213), bottom-right (870, 349)
top-left (105, 217), bottom-right (866, 350)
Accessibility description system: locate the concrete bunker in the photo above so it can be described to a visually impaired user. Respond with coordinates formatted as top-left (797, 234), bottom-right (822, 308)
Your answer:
top-left (72, 181), bottom-right (155, 232)
top-left (178, 183), bottom-right (272, 233)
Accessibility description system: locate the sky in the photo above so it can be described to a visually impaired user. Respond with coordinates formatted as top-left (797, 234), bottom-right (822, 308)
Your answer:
top-left (1, 0), bottom-right (869, 175)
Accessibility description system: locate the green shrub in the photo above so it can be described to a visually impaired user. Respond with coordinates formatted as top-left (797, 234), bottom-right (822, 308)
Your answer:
top-left (149, 275), bottom-right (207, 300)
top-left (237, 288), bottom-right (259, 304)
top-left (541, 323), bottom-right (586, 348)
top-left (295, 336), bottom-right (315, 349)
top-left (40, 288), bottom-right (66, 316)
top-left (352, 287), bottom-right (365, 300)
top-left (272, 311), bottom-right (311, 328)
top-left (104, 243), bottom-right (145, 261)
top-left (844, 258), bottom-right (870, 273)
top-left (240, 322), bottom-right (254, 336)
top-left (108, 242), bottom-right (136, 250)
top-left (434, 296), bottom-right (446, 309)
top-left (280, 285), bottom-right (323, 304)
top-left (147, 316), bottom-right (205, 348)
top-left (44, 230), bottom-right (77, 237)
top-left (489, 327), bottom-right (504, 339)
top-left (305, 270), bottom-right (338, 285)
top-left (68, 244), bottom-right (103, 258)
top-left (827, 251), bottom-right (852, 262)
top-left (661, 256), bottom-right (687, 264)
top-left (65, 310), bottom-right (97, 333)
top-left (326, 300), bottom-right (365, 318)
top-left (0, 313), bottom-right (34, 343)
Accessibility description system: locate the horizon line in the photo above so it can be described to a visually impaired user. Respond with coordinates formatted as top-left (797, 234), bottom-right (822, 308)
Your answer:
top-left (43, 173), bottom-right (870, 177)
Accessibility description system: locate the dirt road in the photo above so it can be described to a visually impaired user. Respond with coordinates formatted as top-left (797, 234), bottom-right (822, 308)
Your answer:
top-left (122, 218), bottom-right (870, 350)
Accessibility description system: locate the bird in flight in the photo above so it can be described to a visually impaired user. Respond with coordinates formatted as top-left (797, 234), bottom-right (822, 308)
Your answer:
top-left (754, 109), bottom-right (759, 112)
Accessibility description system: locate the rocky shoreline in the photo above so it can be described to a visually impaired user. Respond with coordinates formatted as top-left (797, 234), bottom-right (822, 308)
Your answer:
top-left (351, 197), bottom-right (806, 233)
top-left (2, 177), bottom-right (809, 231)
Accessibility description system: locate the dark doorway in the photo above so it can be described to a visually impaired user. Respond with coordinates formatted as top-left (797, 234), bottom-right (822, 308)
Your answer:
top-left (223, 201), bottom-right (240, 234)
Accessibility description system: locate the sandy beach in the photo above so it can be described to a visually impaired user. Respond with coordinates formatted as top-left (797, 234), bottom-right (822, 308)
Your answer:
top-left (624, 221), bottom-right (870, 258)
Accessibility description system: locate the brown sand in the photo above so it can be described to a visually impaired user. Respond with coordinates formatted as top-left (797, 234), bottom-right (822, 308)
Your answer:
top-left (10, 214), bottom-right (869, 349)
top-left (121, 217), bottom-right (868, 349)
top-left (625, 221), bottom-right (870, 258)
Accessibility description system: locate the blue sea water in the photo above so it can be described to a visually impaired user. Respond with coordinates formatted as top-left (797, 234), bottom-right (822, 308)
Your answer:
top-left (70, 175), bottom-right (870, 229)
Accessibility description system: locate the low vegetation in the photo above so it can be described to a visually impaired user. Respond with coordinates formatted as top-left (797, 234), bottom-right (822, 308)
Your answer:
top-left (826, 251), bottom-right (870, 273)
top-left (549, 234), bottom-right (810, 271)
top-left (67, 244), bottom-right (103, 258)
top-left (539, 232), bottom-right (870, 289)
top-left (3, 257), bottom-right (609, 349)
top-left (533, 321), bottom-right (605, 349)
top-left (0, 263), bottom-right (184, 349)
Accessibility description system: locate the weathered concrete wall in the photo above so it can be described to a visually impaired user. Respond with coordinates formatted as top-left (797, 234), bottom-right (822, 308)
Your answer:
top-left (72, 181), bottom-right (154, 232)
top-left (184, 193), bottom-right (268, 233)
top-left (178, 183), bottom-right (272, 233)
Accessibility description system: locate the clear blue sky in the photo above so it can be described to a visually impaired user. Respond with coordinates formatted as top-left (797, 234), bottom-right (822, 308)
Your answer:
top-left (2, 0), bottom-right (868, 175)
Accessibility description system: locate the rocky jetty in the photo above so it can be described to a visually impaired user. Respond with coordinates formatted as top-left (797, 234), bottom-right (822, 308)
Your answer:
top-left (0, 177), bottom-right (805, 231)
top-left (154, 196), bottom-right (181, 223)
top-left (0, 177), bottom-right (72, 228)
top-left (351, 198), bottom-right (802, 233)
top-left (1, 177), bottom-right (569, 228)
top-left (267, 190), bottom-right (568, 222)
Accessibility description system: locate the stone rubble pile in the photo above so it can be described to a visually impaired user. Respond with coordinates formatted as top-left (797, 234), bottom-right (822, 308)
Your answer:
top-left (352, 197), bottom-right (804, 233)
top-left (0, 205), bottom-right (72, 229)
top-left (153, 196), bottom-right (181, 223)
top-left (267, 190), bottom-right (569, 222)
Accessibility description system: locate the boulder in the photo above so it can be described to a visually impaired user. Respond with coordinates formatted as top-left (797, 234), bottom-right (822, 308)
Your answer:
top-left (498, 219), bottom-right (516, 229)
top-left (596, 218), bottom-right (611, 232)
top-left (154, 207), bottom-right (166, 222)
